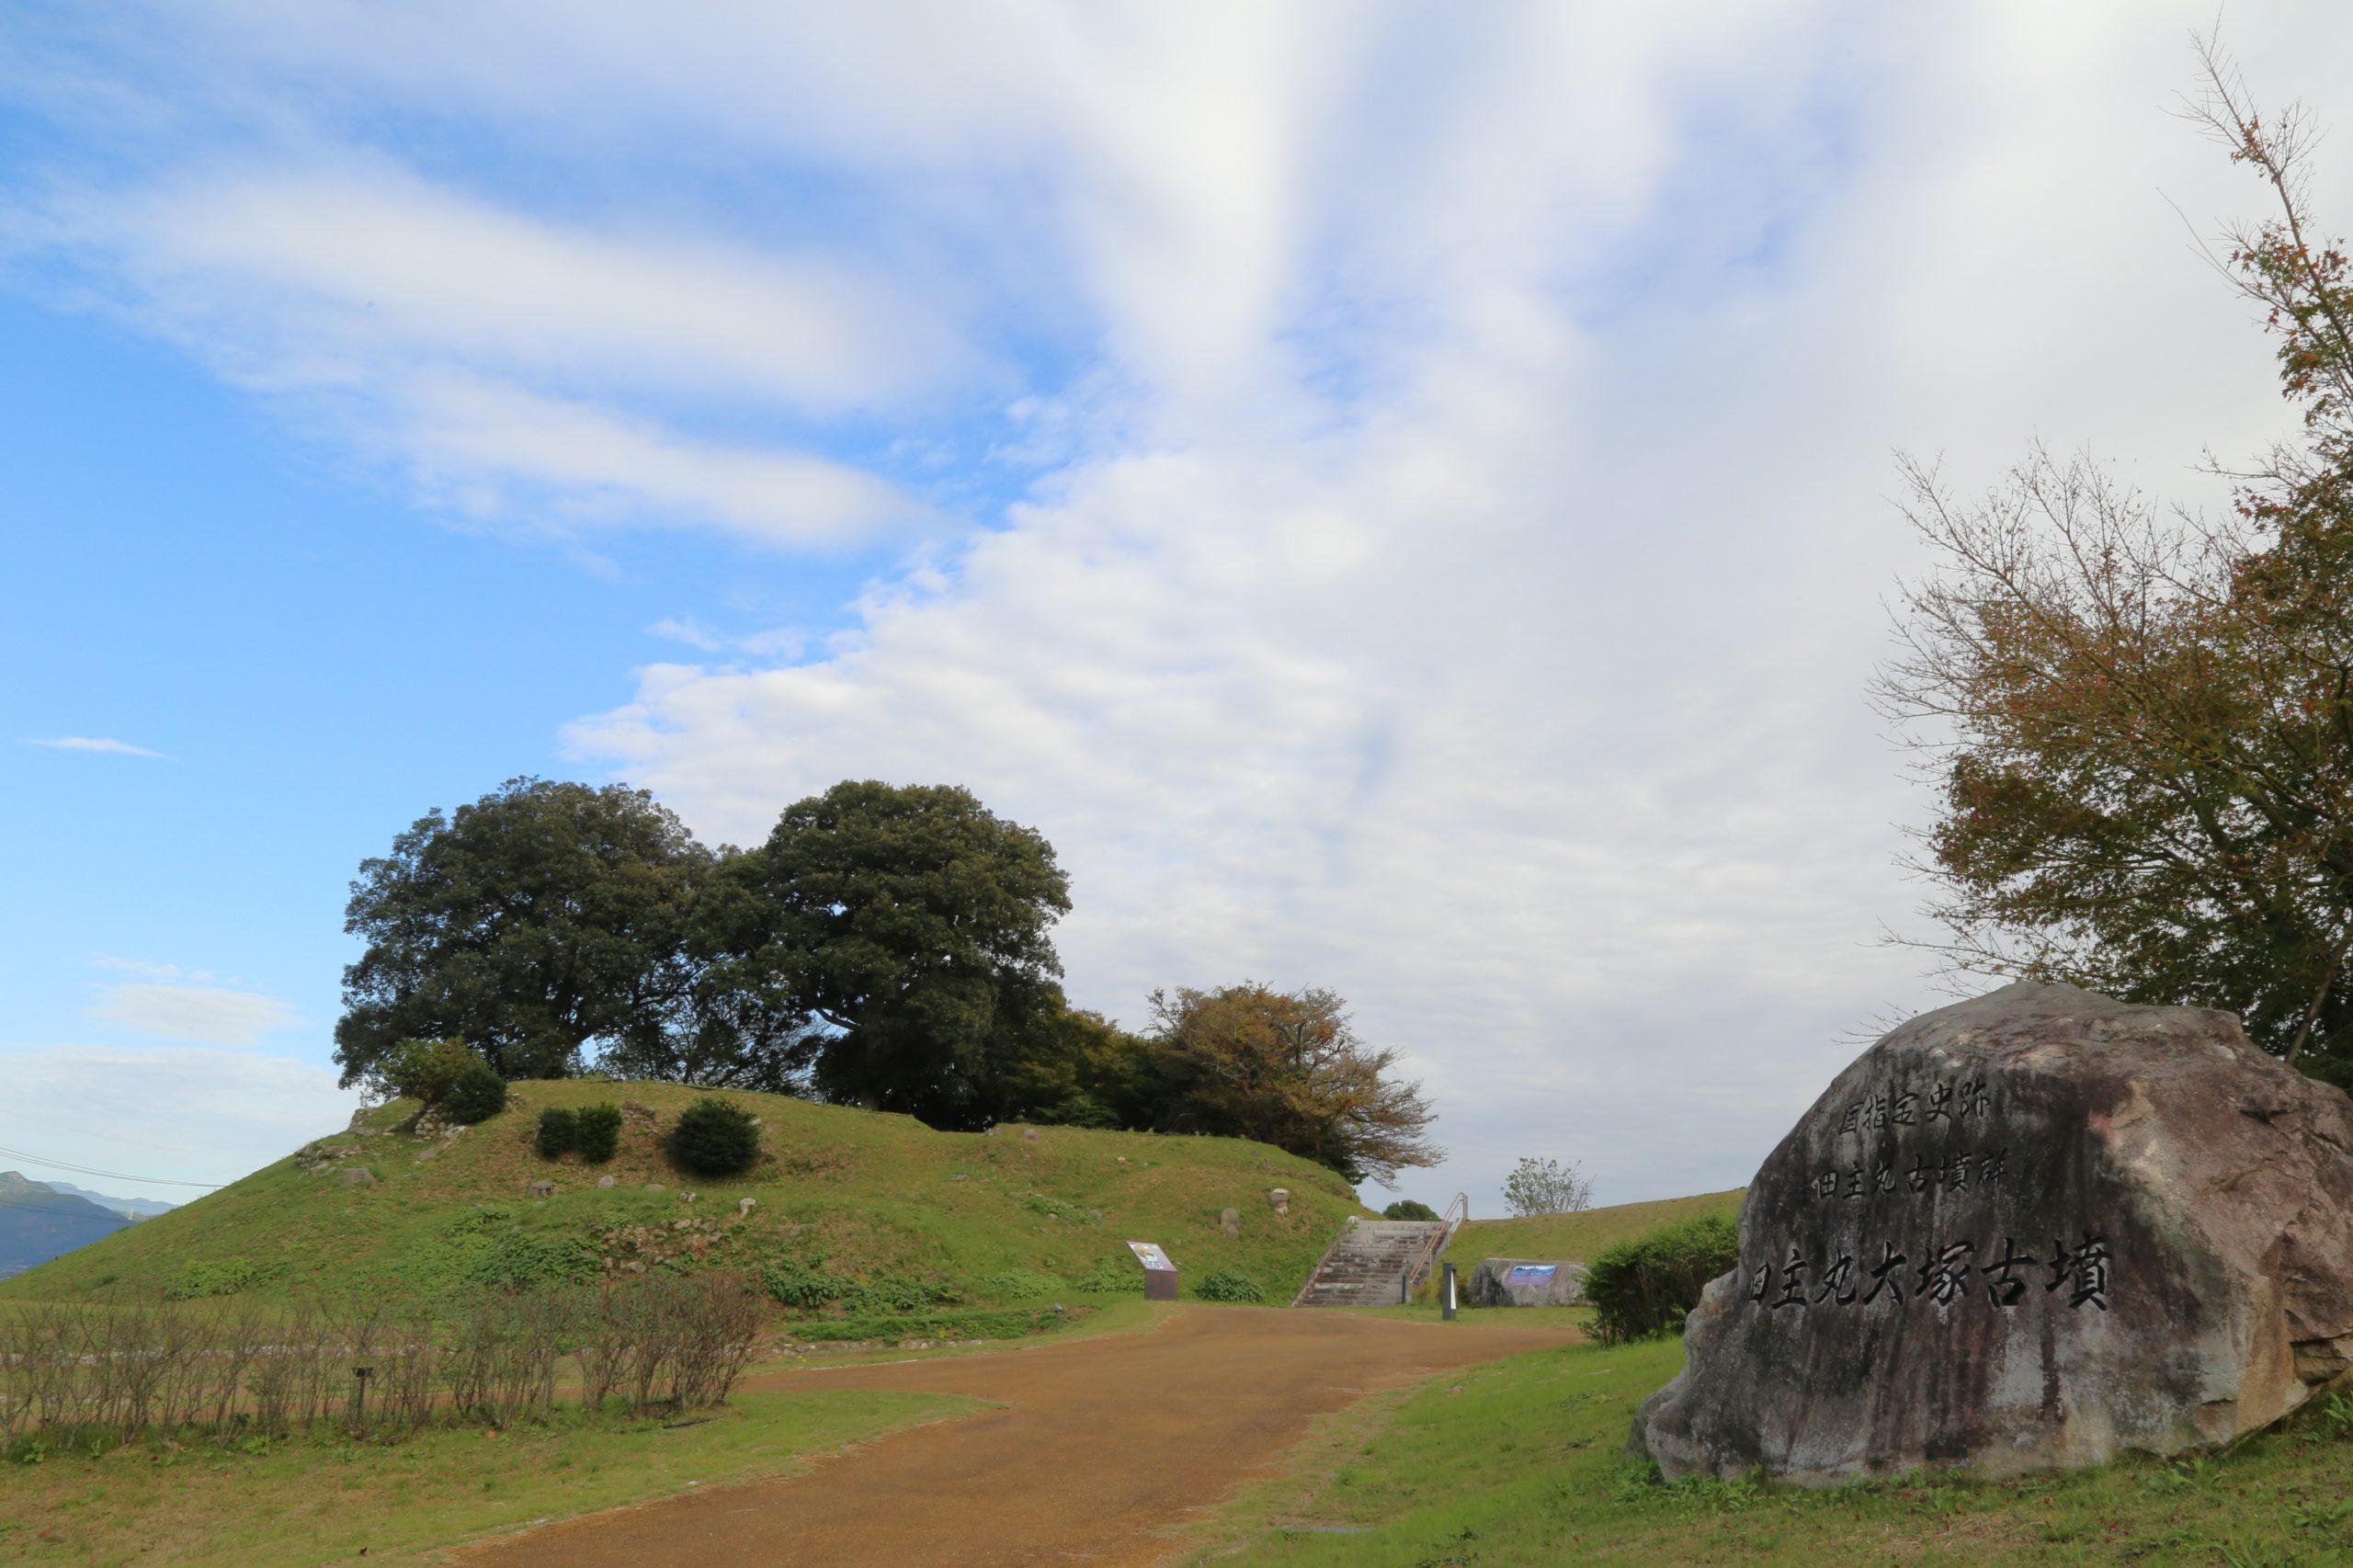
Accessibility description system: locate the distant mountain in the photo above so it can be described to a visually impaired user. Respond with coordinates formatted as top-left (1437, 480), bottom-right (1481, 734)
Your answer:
top-left (35, 1178), bottom-right (176, 1221)
top-left (0, 1171), bottom-right (131, 1278)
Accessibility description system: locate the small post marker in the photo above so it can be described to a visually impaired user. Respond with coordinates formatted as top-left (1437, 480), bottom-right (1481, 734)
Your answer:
top-left (1442, 1263), bottom-right (1459, 1322)
top-left (351, 1364), bottom-right (374, 1430)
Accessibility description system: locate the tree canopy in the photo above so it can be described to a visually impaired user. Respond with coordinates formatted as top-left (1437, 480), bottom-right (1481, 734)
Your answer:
top-left (710, 779), bottom-right (1074, 1128)
top-left (1143, 982), bottom-right (1441, 1187)
top-left (1876, 43), bottom-right (2353, 1081)
top-left (334, 778), bottom-right (709, 1086)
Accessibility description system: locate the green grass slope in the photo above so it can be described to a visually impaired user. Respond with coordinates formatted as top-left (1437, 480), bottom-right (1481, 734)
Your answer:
top-left (1196, 1334), bottom-right (2353, 1564)
top-left (0, 1081), bottom-right (1369, 1317)
top-left (1446, 1187), bottom-right (1745, 1267)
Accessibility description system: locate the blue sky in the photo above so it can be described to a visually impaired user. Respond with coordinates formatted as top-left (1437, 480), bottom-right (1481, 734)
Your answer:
top-left (2, 2), bottom-right (2343, 1210)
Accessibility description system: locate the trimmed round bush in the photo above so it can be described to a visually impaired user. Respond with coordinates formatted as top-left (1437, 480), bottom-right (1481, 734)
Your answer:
top-left (534, 1107), bottom-right (579, 1158)
top-left (441, 1060), bottom-right (509, 1124)
top-left (1582, 1213), bottom-right (1738, 1345)
top-left (575, 1102), bottom-right (623, 1164)
top-left (1192, 1269), bottom-right (1265, 1303)
top-left (1381, 1199), bottom-right (1439, 1221)
top-left (666, 1096), bottom-right (761, 1177)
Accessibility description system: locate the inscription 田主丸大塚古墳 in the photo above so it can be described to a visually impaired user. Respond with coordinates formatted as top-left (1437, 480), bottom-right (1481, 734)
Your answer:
top-left (1744, 1233), bottom-right (2113, 1312)
top-left (1763, 1070), bottom-right (2114, 1315)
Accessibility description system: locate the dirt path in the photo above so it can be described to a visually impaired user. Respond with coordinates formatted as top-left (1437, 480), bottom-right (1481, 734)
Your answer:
top-left (460, 1306), bottom-right (1576, 1567)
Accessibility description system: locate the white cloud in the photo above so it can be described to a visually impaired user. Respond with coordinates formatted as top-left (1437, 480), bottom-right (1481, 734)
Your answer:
top-left (0, 1046), bottom-right (359, 1193)
top-left (93, 983), bottom-right (300, 1048)
top-left (17, 0), bottom-right (2353, 1213)
top-left (397, 373), bottom-right (936, 551)
top-left (25, 736), bottom-right (170, 758)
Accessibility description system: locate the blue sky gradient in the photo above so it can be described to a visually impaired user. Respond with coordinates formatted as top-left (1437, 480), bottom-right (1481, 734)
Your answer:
top-left (5, 2), bottom-right (2346, 1210)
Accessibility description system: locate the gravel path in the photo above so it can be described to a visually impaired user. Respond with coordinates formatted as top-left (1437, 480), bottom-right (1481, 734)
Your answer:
top-left (460, 1304), bottom-right (1577, 1566)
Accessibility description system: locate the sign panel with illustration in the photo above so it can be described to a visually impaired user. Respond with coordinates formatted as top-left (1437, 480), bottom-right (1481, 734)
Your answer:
top-left (1505, 1265), bottom-right (1558, 1286)
top-left (1127, 1241), bottom-right (1176, 1272)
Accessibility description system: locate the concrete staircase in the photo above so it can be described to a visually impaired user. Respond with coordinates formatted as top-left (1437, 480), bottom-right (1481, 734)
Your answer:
top-left (1290, 1219), bottom-right (1451, 1308)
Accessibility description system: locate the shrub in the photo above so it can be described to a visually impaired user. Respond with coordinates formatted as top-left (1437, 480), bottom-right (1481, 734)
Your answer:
top-left (1381, 1199), bottom-right (1439, 1221)
top-left (1583, 1214), bottom-right (1739, 1345)
top-left (164, 1259), bottom-right (267, 1301)
top-left (534, 1108), bottom-right (579, 1159)
top-left (759, 1260), bottom-right (844, 1311)
top-left (979, 1269), bottom-right (1060, 1302)
top-left (442, 1060), bottom-right (509, 1124)
top-left (575, 1103), bottom-right (623, 1164)
top-left (1072, 1256), bottom-right (1140, 1295)
top-left (1192, 1269), bottom-right (1264, 1303)
top-left (377, 1038), bottom-right (486, 1108)
top-left (667, 1096), bottom-right (760, 1176)
top-left (464, 1230), bottom-right (598, 1291)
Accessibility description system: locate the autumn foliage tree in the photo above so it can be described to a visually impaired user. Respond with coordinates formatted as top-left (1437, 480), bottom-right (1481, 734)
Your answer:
top-left (1143, 983), bottom-right (1440, 1187)
top-left (1875, 39), bottom-right (2353, 1083)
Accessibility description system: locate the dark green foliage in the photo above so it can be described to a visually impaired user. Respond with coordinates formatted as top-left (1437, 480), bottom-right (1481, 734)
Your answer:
top-left (1072, 1256), bottom-right (1141, 1294)
top-left (335, 777), bottom-right (711, 1085)
top-left (575, 1103), bottom-right (623, 1164)
top-left (666, 1096), bottom-right (761, 1176)
top-left (534, 1108), bottom-right (579, 1158)
top-left (1582, 1214), bottom-right (1739, 1345)
top-left (756, 1259), bottom-right (955, 1315)
top-left (463, 1230), bottom-right (598, 1291)
top-left (441, 1060), bottom-right (509, 1124)
top-left (979, 1268), bottom-right (1061, 1301)
top-left (377, 1038), bottom-right (488, 1108)
top-left (1382, 1199), bottom-right (1439, 1221)
top-left (164, 1259), bottom-right (268, 1301)
top-left (706, 779), bottom-right (1073, 1129)
top-left (1192, 1268), bottom-right (1264, 1302)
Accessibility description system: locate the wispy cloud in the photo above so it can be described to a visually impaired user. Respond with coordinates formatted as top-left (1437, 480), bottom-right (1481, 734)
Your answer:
top-left (93, 983), bottom-right (300, 1048)
top-left (25, 736), bottom-right (171, 759)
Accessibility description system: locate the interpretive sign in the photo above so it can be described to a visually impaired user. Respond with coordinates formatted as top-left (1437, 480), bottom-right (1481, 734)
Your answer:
top-left (1635, 983), bottom-right (2353, 1484)
top-left (1506, 1265), bottom-right (1558, 1287)
top-left (1127, 1240), bottom-right (1178, 1301)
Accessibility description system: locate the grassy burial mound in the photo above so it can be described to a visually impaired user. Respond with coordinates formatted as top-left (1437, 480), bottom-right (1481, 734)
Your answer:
top-left (0, 1081), bottom-right (1367, 1337)
top-left (1448, 1188), bottom-right (1745, 1269)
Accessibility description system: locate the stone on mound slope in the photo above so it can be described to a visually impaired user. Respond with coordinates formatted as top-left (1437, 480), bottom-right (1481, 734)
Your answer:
top-left (1636, 982), bottom-right (2353, 1483)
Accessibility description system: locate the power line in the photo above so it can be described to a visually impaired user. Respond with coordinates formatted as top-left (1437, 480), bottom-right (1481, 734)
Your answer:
top-left (0, 1144), bottom-right (222, 1189)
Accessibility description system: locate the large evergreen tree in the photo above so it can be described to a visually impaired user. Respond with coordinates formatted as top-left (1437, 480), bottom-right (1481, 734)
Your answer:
top-left (334, 777), bottom-right (710, 1085)
top-left (713, 780), bottom-right (1074, 1127)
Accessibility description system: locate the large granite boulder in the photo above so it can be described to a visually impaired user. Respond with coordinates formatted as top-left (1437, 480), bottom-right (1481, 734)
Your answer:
top-left (1635, 982), bottom-right (2353, 1484)
top-left (1466, 1256), bottom-right (1586, 1307)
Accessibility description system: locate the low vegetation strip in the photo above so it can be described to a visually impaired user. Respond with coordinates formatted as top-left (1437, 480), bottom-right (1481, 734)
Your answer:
top-left (1194, 1335), bottom-right (2353, 1564)
top-left (0, 1385), bottom-right (976, 1566)
top-left (0, 1275), bottom-right (761, 1451)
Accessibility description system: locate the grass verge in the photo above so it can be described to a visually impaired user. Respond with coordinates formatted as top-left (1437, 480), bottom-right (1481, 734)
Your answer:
top-left (0, 1387), bottom-right (979, 1566)
top-left (1187, 1334), bottom-right (2353, 1565)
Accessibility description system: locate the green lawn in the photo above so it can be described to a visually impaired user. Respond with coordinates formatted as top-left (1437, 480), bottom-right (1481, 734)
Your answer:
top-left (1190, 1334), bottom-right (2353, 1565)
top-left (0, 1385), bottom-right (979, 1566)
top-left (1447, 1188), bottom-right (1745, 1267)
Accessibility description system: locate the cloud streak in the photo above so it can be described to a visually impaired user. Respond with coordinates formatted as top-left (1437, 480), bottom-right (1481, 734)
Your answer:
top-left (25, 736), bottom-right (171, 758)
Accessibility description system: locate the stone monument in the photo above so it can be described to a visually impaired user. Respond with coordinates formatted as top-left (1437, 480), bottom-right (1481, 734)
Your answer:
top-left (1635, 982), bottom-right (2353, 1483)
